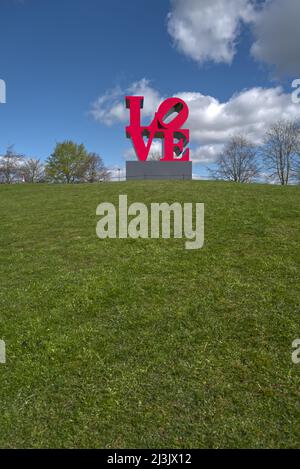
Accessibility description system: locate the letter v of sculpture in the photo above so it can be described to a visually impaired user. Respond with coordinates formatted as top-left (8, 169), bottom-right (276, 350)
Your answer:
top-left (125, 96), bottom-right (190, 161)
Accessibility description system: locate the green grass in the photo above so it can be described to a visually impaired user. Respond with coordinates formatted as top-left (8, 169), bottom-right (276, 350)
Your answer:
top-left (0, 180), bottom-right (299, 448)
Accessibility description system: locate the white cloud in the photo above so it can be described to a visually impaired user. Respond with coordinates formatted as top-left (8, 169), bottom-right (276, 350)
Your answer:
top-left (90, 78), bottom-right (161, 126)
top-left (166, 0), bottom-right (300, 75)
top-left (181, 86), bottom-right (300, 162)
top-left (0, 79), bottom-right (6, 104)
top-left (180, 86), bottom-right (300, 145)
top-left (167, 0), bottom-right (255, 65)
top-left (91, 79), bottom-right (300, 164)
top-left (89, 86), bottom-right (127, 126)
top-left (124, 140), bottom-right (163, 161)
top-left (251, 0), bottom-right (300, 75)
top-left (191, 144), bottom-right (224, 164)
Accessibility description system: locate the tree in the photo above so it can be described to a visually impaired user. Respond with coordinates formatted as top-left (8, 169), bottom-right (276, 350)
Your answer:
top-left (0, 146), bottom-right (24, 184)
top-left (211, 135), bottom-right (259, 183)
top-left (45, 142), bottom-right (109, 183)
top-left (261, 120), bottom-right (299, 185)
top-left (22, 158), bottom-right (45, 183)
top-left (45, 141), bottom-right (91, 183)
top-left (84, 153), bottom-right (110, 182)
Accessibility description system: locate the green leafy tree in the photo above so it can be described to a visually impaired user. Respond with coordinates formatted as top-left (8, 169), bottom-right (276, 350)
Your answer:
top-left (45, 141), bottom-right (90, 183)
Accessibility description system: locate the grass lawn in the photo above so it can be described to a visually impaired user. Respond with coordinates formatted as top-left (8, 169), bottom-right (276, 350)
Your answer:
top-left (0, 180), bottom-right (299, 448)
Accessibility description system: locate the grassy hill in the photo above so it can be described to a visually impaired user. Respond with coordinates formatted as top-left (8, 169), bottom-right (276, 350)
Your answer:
top-left (0, 181), bottom-right (299, 448)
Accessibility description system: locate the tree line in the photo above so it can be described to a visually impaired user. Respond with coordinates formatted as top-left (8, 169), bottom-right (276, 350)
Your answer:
top-left (0, 141), bottom-right (110, 184)
top-left (1, 119), bottom-right (300, 185)
top-left (211, 119), bottom-right (300, 185)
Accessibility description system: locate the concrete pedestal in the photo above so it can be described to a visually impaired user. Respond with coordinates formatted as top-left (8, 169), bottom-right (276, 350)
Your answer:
top-left (126, 161), bottom-right (192, 181)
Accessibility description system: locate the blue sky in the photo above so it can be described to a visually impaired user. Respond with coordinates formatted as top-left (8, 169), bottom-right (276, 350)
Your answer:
top-left (1, 0), bottom-right (300, 178)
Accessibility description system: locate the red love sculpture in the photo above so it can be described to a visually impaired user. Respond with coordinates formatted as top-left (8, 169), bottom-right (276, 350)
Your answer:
top-left (125, 96), bottom-right (190, 162)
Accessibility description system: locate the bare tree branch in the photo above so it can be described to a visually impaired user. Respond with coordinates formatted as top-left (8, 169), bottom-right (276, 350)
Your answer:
top-left (210, 135), bottom-right (259, 183)
top-left (0, 146), bottom-right (24, 184)
top-left (261, 120), bottom-right (299, 185)
top-left (22, 159), bottom-right (45, 183)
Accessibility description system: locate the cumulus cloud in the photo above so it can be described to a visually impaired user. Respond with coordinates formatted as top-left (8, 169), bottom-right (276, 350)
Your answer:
top-left (90, 79), bottom-right (300, 164)
top-left (179, 86), bottom-right (300, 144)
top-left (191, 144), bottom-right (224, 164)
top-left (90, 78), bottom-right (161, 126)
top-left (167, 0), bottom-right (300, 75)
top-left (251, 0), bottom-right (300, 75)
top-left (167, 0), bottom-right (255, 65)
top-left (180, 86), bottom-right (300, 162)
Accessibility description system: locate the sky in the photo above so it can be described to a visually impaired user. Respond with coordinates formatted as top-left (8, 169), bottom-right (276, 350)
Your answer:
top-left (1, 0), bottom-right (300, 179)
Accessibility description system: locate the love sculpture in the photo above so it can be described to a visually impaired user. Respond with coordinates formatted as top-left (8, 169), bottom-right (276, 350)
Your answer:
top-left (125, 96), bottom-right (192, 180)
